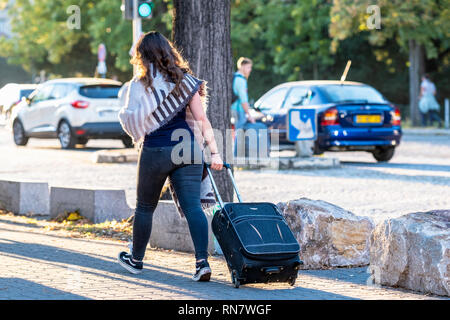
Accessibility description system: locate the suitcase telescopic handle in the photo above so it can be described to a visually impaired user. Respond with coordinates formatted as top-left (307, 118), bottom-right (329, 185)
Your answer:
top-left (205, 162), bottom-right (243, 209)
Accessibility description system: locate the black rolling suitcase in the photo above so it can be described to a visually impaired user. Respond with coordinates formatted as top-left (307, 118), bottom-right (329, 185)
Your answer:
top-left (205, 163), bottom-right (302, 288)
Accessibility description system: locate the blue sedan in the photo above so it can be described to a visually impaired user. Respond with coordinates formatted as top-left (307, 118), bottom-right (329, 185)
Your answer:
top-left (248, 80), bottom-right (402, 162)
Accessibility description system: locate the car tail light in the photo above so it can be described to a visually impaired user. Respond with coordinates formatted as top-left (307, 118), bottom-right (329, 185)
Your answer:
top-left (391, 105), bottom-right (401, 126)
top-left (321, 107), bottom-right (339, 126)
top-left (71, 100), bottom-right (89, 109)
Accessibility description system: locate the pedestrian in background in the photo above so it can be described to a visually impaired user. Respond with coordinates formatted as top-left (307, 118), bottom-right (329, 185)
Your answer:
top-left (231, 57), bottom-right (255, 156)
top-left (419, 74), bottom-right (442, 127)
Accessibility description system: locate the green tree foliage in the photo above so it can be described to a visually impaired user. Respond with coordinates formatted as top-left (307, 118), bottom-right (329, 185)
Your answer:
top-left (329, 0), bottom-right (450, 121)
top-left (0, 57), bottom-right (31, 87)
top-left (330, 0), bottom-right (449, 59)
top-left (258, 0), bottom-right (333, 80)
top-left (231, 0), bottom-right (334, 99)
top-left (1, 0), bottom-right (448, 114)
top-left (231, 0), bottom-right (282, 99)
top-left (0, 0), bottom-right (172, 81)
top-left (230, 0), bottom-right (448, 109)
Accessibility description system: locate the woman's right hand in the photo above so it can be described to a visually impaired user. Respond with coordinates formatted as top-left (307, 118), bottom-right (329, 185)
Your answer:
top-left (210, 153), bottom-right (223, 170)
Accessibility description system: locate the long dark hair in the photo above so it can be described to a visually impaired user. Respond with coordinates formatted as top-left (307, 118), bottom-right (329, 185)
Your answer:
top-left (131, 31), bottom-right (192, 96)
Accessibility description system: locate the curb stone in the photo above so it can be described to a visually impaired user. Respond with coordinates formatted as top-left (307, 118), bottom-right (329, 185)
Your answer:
top-left (50, 186), bottom-right (133, 223)
top-left (92, 149), bottom-right (341, 170)
top-left (92, 149), bottom-right (138, 163)
top-left (234, 156), bottom-right (341, 170)
top-left (0, 180), bottom-right (50, 215)
top-left (0, 178), bottom-right (216, 253)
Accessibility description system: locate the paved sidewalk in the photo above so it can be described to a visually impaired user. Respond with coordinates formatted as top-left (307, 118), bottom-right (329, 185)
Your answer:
top-left (403, 127), bottom-right (450, 136)
top-left (0, 215), bottom-right (446, 300)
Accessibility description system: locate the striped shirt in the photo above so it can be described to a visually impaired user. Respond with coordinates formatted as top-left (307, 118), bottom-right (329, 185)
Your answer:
top-left (118, 64), bottom-right (204, 149)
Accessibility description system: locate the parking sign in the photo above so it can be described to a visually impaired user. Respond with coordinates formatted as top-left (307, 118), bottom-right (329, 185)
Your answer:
top-left (287, 108), bottom-right (317, 141)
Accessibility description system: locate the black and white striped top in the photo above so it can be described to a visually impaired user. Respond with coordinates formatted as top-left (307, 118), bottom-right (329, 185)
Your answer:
top-left (118, 64), bottom-right (203, 146)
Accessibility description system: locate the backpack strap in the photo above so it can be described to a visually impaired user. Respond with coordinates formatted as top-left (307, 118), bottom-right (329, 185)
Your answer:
top-left (232, 73), bottom-right (246, 104)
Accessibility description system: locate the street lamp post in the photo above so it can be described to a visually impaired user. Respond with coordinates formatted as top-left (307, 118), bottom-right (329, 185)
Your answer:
top-left (122, 0), bottom-right (153, 76)
top-left (132, 0), bottom-right (142, 77)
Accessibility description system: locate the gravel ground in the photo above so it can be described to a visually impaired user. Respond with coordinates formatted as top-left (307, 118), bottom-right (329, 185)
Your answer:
top-left (0, 125), bottom-right (449, 224)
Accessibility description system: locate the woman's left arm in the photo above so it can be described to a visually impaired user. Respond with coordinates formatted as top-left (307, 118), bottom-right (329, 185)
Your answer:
top-left (188, 91), bottom-right (223, 170)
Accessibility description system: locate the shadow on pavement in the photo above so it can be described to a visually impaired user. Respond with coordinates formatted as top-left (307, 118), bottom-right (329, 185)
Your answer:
top-left (283, 159), bottom-right (449, 187)
top-left (298, 267), bottom-right (370, 286)
top-left (0, 236), bottom-right (211, 299)
top-left (26, 146), bottom-right (123, 153)
top-left (0, 278), bottom-right (88, 300)
top-left (0, 218), bottom-right (42, 230)
top-left (0, 227), bottom-right (356, 300)
top-left (343, 161), bottom-right (450, 173)
top-left (332, 162), bottom-right (450, 187)
top-left (402, 134), bottom-right (450, 146)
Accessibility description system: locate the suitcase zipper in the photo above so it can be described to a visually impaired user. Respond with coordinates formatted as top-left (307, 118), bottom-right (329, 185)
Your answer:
top-left (232, 215), bottom-right (284, 224)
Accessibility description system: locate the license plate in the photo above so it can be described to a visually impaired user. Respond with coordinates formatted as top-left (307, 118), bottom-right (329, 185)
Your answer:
top-left (355, 114), bottom-right (382, 124)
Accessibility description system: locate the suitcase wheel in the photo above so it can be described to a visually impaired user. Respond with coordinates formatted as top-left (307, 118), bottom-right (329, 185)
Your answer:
top-left (231, 270), bottom-right (240, 289)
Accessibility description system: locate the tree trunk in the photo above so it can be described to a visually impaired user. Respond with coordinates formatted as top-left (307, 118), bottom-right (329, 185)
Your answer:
top-left (418, 44), bottom-right (425, 78)
top-left (409, 40), bottom-right (423, 127)
top-left (172, 0), bottom-right (234, 203)
top-left (313, 61), bottom-right (319, 80)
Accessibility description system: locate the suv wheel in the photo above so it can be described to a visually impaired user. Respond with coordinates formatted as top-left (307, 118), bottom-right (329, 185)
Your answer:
top-left (77, 137), bottom-right (89, 146)
top-left (372, 146), bottom-right (395, 162)
top-left (58, 121), bottom-right (77, 149)
top-left (13, 120), bottom-right (29, 146)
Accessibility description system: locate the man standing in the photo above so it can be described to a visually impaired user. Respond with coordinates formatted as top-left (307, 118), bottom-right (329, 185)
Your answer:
top-left (231, 57), bottom-right (255, 156)
top-left (419, 74), bottom-right (442, 127)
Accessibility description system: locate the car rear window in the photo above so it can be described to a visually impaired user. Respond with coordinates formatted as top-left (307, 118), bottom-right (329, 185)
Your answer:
top-left (79, 85), bottom-right (121, 99)
top-left (320, 85), bottom-right (386, 104)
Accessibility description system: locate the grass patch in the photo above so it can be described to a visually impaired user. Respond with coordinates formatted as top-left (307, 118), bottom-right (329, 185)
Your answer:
top-left (0, 209), bottom-right (132, 242)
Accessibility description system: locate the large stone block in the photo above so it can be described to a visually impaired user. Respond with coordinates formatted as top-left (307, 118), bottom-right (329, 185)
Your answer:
top-left (92, 149), bottom-right (138, 163)
top-left (149, 200), bottom-right (216, 254)
top-left (0, 179), bottom-right (49, 215)
top-left (50, 187), bottom-right (133, 223)
top-left (290, 157), bottom-right (340, 169)
top-left (276, 197), bottom-right (374, 269)
top-left (369, 210), bottom-right (449, 296)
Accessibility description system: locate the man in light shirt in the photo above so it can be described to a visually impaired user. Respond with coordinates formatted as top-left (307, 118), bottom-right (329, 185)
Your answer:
top-left (419, 74), bottom-right (442, 127)
top-left (231, 57), bottom-right (255, 127)
top-left (231, 57), bottom-right (255, 156)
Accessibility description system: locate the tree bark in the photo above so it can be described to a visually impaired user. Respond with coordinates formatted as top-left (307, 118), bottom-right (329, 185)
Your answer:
top-left (172, 0), bottom-right (234, 203)
top-left (313, 61), bottom-right (319, 80)
top-left (409, 40), bottom-right (424, 127)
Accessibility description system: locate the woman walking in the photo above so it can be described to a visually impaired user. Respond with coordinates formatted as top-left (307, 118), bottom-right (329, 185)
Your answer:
top-left (117, 31), bottom-right (223, 281)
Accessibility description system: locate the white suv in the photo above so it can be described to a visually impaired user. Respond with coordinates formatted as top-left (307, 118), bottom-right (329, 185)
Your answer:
top-left (9, 78), bottom-right (133, 149)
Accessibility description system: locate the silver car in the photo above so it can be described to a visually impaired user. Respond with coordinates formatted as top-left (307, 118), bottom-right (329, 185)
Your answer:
top-left (10, 78), bottom-right (133, 149)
